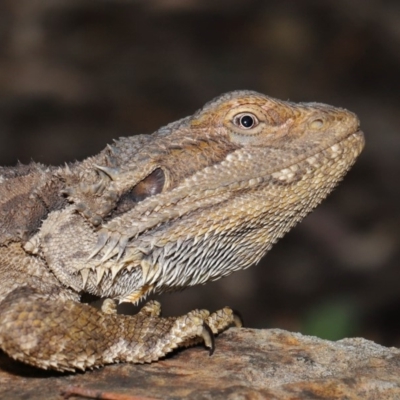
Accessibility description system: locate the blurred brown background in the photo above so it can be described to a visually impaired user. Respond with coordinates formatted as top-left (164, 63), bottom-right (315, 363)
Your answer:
top-left (0, 0), bottom-right (399, 346)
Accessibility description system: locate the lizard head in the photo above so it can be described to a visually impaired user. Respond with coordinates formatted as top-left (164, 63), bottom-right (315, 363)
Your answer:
top-left (191, 90), bottom-right (361, 149)
top-left (31, 91), bottom-right (364, 302)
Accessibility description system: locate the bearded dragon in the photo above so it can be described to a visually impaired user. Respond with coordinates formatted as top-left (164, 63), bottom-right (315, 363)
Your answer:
top-left (0, 91), bottom-right (364, 371)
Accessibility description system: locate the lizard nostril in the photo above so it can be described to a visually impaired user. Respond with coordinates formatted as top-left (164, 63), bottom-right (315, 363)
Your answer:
top-left (309, 118), bottom-right (324, 130)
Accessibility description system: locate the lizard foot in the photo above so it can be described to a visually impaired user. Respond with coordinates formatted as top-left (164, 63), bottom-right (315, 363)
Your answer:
top-left (0, 288), bottom-right (241, 370)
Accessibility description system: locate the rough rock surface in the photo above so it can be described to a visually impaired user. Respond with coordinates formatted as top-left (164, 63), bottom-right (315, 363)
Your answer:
top-left (1, 328), bottom-right (399, 399)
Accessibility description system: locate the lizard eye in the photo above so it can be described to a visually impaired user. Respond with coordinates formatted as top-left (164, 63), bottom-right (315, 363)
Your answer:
top-left (233, 113), bottom-right (259, 129)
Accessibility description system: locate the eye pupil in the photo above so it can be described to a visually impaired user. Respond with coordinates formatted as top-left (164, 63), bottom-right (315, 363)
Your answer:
top-left (240, 115), bottom-right (254, 128)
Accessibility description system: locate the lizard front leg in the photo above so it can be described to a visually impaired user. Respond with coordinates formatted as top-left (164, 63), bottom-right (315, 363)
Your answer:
top-left (0, 287), bottom-right (238, 371)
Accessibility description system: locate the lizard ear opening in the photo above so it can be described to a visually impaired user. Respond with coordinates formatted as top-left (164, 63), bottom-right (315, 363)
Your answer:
top-left (130, 168), bottom-right (165, 203)
top-left (109, 168), bottom-right (166, 217)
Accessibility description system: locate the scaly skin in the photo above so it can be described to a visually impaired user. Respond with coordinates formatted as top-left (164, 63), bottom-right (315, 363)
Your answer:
top-left (0, 91), bottom-right (364, 371)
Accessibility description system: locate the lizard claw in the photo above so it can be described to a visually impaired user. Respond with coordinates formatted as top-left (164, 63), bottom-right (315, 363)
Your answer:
top-left (232, 309), bottom-right (244, 328)
top-left (201, 323), bottom-right (215, 355)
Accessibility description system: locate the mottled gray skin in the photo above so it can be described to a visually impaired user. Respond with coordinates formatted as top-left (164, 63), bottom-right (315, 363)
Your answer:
top-left (0, 91), bottom-right (364, 371)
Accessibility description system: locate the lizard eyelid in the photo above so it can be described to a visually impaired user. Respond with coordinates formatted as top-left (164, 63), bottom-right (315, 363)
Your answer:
top-left (225, 107), bottom-right (266, 144)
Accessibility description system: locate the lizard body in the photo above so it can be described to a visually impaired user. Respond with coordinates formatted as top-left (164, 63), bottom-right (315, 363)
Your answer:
top-left (0, 91), bottom-right (364, 371)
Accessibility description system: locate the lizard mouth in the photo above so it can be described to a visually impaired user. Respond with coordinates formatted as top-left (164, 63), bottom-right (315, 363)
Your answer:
top-left (315, 127), bottom-right (365, 162)
top-left (341, 129), bottom-right (365, 155)
top-left (316, 128), bottom-right (365, 169)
